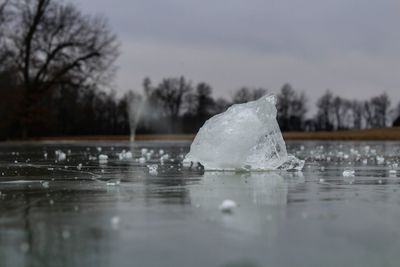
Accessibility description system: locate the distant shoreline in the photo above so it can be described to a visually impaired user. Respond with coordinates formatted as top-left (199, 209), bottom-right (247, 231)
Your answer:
top-left (2, 127), bottom-right (400, 142)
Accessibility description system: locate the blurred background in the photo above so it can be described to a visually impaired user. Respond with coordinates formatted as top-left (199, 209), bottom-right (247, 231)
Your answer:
top-left (1, 0), bottom-right (400, 140)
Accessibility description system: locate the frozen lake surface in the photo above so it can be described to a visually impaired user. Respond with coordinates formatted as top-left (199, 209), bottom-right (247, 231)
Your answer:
top-left (1, 140), bottom-right (400, 267)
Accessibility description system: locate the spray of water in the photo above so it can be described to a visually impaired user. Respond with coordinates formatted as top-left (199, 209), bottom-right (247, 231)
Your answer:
top-left (127, 92), bottom-right (144, 142)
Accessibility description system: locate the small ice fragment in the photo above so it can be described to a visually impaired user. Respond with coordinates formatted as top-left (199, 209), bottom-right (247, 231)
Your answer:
top-left (376, 156), bottom-right (384, 164)
top-left (88, 155), bottom-right (97, 161)
top-left (182, 160), bottom-right (192, 168)
top-left (147, 164), bottom-right (158, 176)
top-left (49, 199), bottom-right (54, 205)
top-left (77, 163), bottom-right (82, 170)
top-left (97, 147), bottom-right (102, 152)
top-left (343, 169), bottom-right (355, 177)
top-left (145, 152), bottom-right (152, 160)
top-left (139, 157), bottom-right (146, 164)
top-left (389, 169), bottom-right (397, 175)
top-left (219, 200), bottom-right (237, 213)
top-left (44, 152), bottom-right (48, 159)
top-left (55, 150), bottom-right (66, 161)
top-left (98, 154), bottom-right (108, 164)
top-left (106, 180), bottom-right (120, 186)
top-left (118, 150), bottom-right (133, 160)
top-left (41, 181), bottom-right (49, 188)
top-left (141, 148), bottom-right (148, 155)
top-left (159, 149), bottom-right (164, 155)
top-left (319, 178), bottom-right (325, 183)
top-left (111, 216), bottom-right (120, 229)
top-left (62, 229), bottom-right (71, 239)
top-left (362, 159), bottom-right (368, 165)
top-left (184, 95), bottom-right (304, 170)
top-left (125, 151), bottom-right (133, 159)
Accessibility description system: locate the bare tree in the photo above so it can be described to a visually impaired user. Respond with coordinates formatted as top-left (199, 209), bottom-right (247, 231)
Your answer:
top-left (153, 76), bottom-right (193, 119)
top-left (193, 82), bottom-right (214, 117)
top-left (0, 0), bottom-right (12, 69)
top-left (7, 0), bottom-right (119, 137)
top-left (213, 98), bottom-right (230, 114)
top-left (350, 100), bottom-right (364, 129)
top-left (332, 96), bottom-right (352, 130)
top-left (232, 87), bottom-right (267, 104)
top-left (277, 83), bottom-right (307, 131)
top-left (364, 93), bottom-right (391, 128)
top-left (315, 90), bottom-right (334, 131)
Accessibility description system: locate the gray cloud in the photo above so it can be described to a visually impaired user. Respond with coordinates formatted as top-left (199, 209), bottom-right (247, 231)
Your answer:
top-left (74, 0), bottom-right (400, 107)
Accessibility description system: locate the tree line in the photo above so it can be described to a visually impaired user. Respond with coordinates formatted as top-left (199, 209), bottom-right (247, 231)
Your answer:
top-left (1, 0), bottom-right (400, 140)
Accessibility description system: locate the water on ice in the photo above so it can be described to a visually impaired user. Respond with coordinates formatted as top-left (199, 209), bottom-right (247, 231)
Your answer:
top-left (184, 95), bottom-right (304, 171)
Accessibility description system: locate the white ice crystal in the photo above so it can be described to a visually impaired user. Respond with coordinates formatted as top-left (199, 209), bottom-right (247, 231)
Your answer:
top-left (219, 199), bottom-right (237, 213)
top-left (184, 95), bottom-right (304, 171)
top-left (98, 154), bottom-right (109, 161)
top-left (118, 150), bottom-right (133, 160)
top-left (342, 169), bottom-right (355, 177)
top-left (147, 164), bottom-right (158, 176)
top-left (55, 150), bottom-right (66, 161)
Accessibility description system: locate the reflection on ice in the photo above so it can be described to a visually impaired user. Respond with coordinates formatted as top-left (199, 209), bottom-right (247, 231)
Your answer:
top-left (189, 172), bottom-right (299, 234)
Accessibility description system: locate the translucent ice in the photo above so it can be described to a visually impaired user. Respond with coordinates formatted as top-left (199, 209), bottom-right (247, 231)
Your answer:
top-left (219, 200), bottom-right (237, 213)
top-left (184, 95), bottom-right (304, 171)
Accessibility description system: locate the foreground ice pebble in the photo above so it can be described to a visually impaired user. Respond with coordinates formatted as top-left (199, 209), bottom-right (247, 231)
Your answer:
top-left (219, 200), bottom-right (237, 213)
top-left (118, 150), bottom-right (133, 160)
top-left (98, 154), bottom-right (108, 164)
top-left (343, 169), bottom-right (355, 177)
top-left (147, 164), bottom-right (158, 176)
top-left (55, 150), bottom-right (66, 161)
top-left (184, 95), bottom-right (304, 171)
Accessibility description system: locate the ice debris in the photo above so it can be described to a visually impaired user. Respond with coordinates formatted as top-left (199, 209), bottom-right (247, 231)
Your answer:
top-left (184, 95), bottom-right (304, 171)
top-left (111, 216), bottom-right (120, 230)
top-left (99, 154), bottom-right (108, 160)
top-left (118, 150), bottom-right (133, 160)
top-left (98, 154), bottom-right (108, 163)
top-left (219, 199), bottom-right (237, 213)
top-left (343, 169), bottom-right (355, 177)
top-left (55, 150), bottom-right (66, 161)
top-left (147, 164), bottom-right (158, 176)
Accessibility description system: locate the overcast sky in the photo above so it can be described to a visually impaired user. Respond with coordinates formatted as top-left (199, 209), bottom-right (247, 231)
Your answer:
top-left (74, 0), bottom-right (400, 105)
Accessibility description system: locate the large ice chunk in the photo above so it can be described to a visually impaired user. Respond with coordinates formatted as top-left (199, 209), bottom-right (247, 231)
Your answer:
top-left (184, 95), bottom-right (304, 171)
